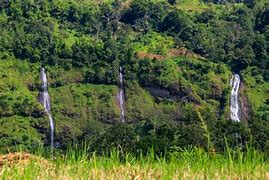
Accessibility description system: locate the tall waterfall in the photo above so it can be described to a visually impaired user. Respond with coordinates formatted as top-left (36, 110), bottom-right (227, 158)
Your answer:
top-left (39, 68), bottom-right (55, 147)
top-left (118, 66), bottom-right (125, 122)
top-left (230, 74), bottom-right (241, 122)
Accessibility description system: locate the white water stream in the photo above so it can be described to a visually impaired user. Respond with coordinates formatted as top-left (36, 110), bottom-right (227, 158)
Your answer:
top-left (118, 66), bottom-right (125, 122)
top-left (230, 74), bottom-right (241, 122)
top-left (39, 68), bottom-right (55, 147)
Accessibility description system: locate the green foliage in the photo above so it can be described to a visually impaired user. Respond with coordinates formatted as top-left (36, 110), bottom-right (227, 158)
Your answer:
top-left (241, 67), bottom-right (269, 111)
top-left (92, 123), bottom-right (137, 154)
top-left (161, 9), bottom-right (193, 35)
top-left (136, 122), bottom-right (176, 155)
top-left (156, 59), bottom-right (179, 88)
top-left (132, 31), bottom-right (174, 55)
top-left (0, 116), bottom-right (43, 153)
top-left (0, 0), bottom-right (268, 154)
top-left (0, 60), bottom-right (43, 117)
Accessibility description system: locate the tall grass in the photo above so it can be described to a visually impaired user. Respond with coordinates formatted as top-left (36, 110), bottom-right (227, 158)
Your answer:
top-left (0, 145), bottom-right (268, 179)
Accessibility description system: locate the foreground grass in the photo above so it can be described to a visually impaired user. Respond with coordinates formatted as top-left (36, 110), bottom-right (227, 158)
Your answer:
top-left (0, 147), bottom-right (268, 179)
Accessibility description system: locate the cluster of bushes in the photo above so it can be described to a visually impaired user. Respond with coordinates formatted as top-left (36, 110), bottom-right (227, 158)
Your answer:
top-left (84, 119), bottom-right (253, 156)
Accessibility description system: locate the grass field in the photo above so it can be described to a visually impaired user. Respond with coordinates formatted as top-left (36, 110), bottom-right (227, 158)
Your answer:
top-left (0, 147), bottom-right (268, 179)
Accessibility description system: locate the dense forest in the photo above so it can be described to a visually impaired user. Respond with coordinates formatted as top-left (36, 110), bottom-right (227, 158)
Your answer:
top-left (0, 0), bottom-right (268, 155)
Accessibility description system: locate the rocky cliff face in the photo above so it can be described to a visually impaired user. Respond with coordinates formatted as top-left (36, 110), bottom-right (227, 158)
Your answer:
top-left (239, 83), bottom-right (251, 122)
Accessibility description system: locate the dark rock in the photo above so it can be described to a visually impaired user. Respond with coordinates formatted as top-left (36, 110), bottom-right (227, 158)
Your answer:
top-left (239, 83), bottom-right (251, 122)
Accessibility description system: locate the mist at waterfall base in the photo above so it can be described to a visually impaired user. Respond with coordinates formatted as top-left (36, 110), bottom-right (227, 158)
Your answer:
top-left (230, 74), bottom-right (241, 122)
top-left (38, 68), bottom-right (55, 147)
top-left (117, 66), bottom-right (125, 123)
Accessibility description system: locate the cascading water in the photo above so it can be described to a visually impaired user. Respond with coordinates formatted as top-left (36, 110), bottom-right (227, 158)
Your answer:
top-left (117, 66), bottom-right (125, 122)
top-left (39, 68), bottom-right (55, 147)
top-left (230, 74), bottom-right (241, 122)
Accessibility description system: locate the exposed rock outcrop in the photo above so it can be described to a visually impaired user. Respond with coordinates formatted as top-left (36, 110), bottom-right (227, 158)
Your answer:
top-left (239, 83), bottom-right (251, 122)
top-left (135, 47), bottom-right (203, 60)
top-left (146, 85), bottom-right (201, 104)
top-left (135, 52), bottom-right (164, 60)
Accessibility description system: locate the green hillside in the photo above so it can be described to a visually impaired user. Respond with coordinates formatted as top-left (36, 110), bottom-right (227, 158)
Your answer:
top-left (0, 0), bottom-right (268, 156)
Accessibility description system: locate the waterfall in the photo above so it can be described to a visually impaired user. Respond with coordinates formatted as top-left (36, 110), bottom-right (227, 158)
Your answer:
top-left (39, 67), bottom-right (55, 147)
top-left (118, 66), bottom-right (125, 122)
top-left (230, 74), bottom-right (241, 122)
